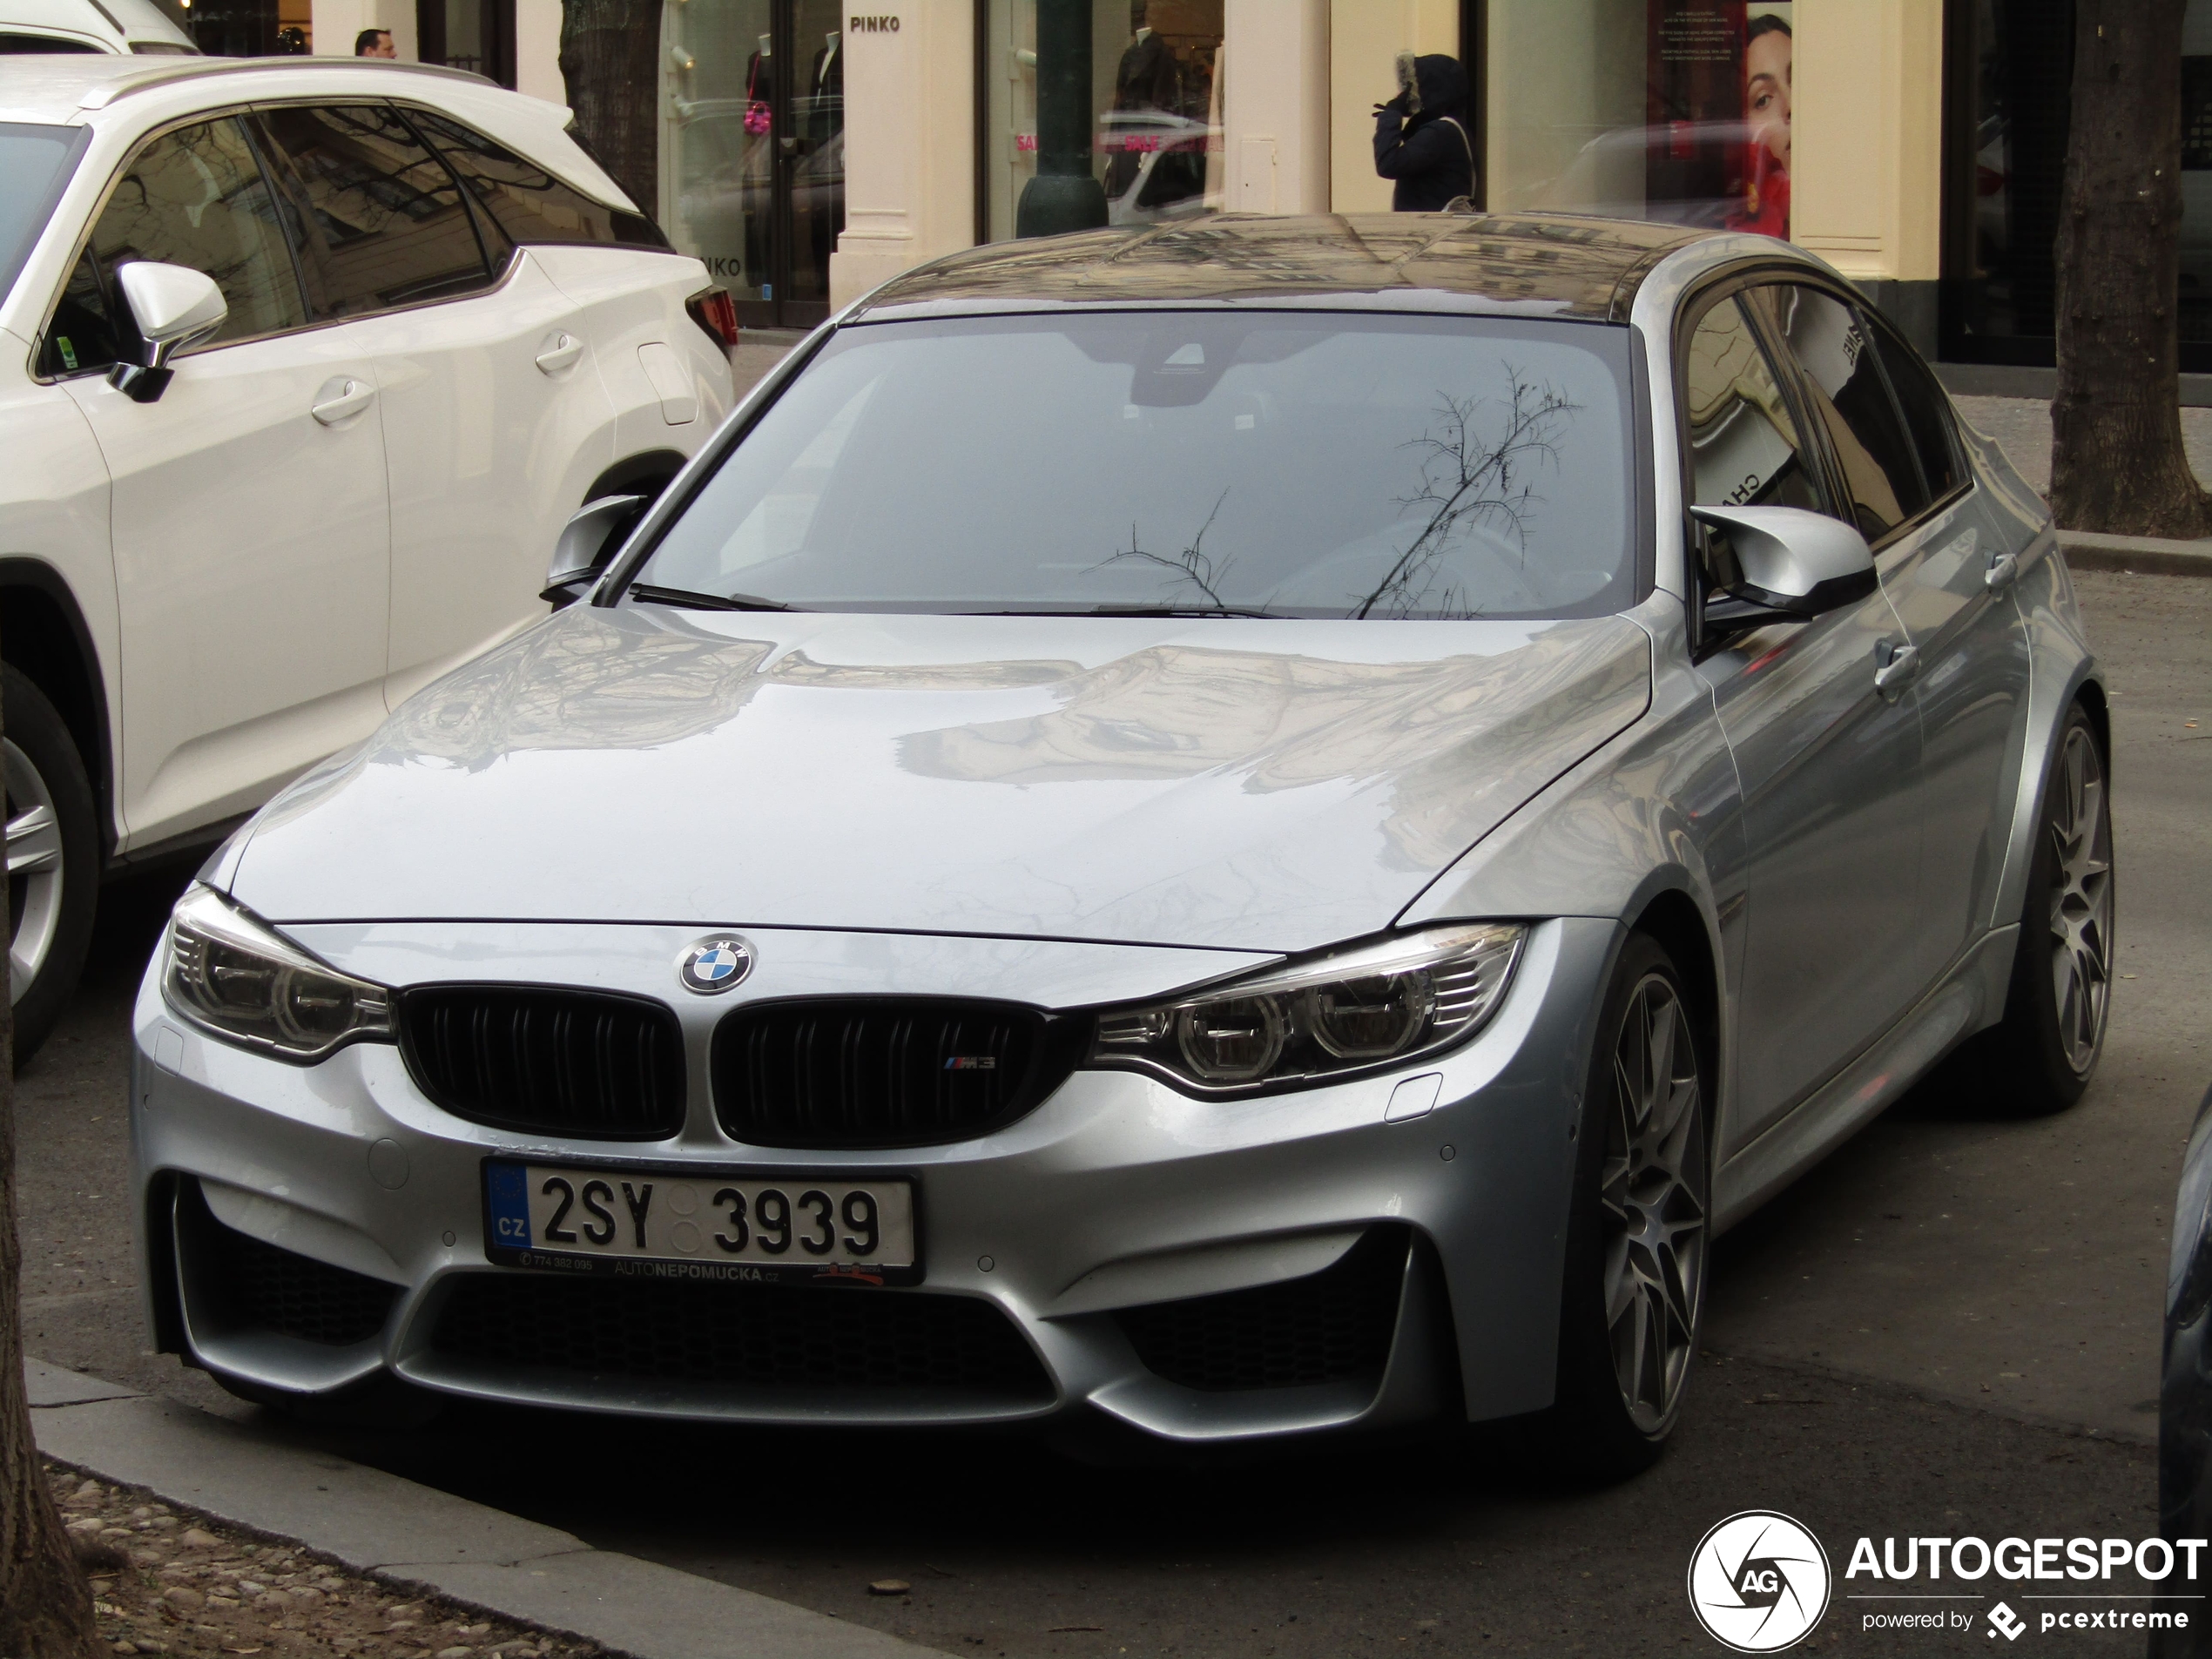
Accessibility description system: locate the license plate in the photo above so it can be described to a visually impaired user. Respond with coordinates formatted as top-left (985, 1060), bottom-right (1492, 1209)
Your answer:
top-left (482, 1160), bottom-right (918, 1286)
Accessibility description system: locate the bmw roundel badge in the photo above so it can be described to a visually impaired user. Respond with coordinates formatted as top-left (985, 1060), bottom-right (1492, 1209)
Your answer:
top-left (678, 934), bottom-right (754, 995)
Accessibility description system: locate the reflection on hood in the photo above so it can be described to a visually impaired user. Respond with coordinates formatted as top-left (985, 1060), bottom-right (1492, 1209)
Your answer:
top-left (230, 606), bottom-right (1653, 953)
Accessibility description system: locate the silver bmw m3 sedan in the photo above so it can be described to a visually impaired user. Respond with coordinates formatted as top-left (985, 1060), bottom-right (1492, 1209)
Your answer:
top-left (132, 213), bottom-right (2111, 1476)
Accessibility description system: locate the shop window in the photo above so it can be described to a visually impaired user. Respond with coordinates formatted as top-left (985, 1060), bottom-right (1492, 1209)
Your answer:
top-left (1483, 1), bottom-right (1791, 238)
top-left (417, 0), bottom-right (515, 87)
top-left (252, 105), bottom-right (493, 318)
top-left (658, 0), bottom-right (841, 328)
top-left (980, 0), bottom-right (1224, 242)
top-left (1942, 0), bottom-right (2212, 372)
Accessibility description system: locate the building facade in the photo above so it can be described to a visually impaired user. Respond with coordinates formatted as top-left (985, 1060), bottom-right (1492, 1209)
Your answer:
top-left (287, 1), bottom-right (2209, 370)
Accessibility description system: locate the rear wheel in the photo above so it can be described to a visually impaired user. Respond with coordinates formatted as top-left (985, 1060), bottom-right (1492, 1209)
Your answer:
top-left (1973, 705), bottom-right (2114, 1115)
top-left (5, 664), bottom-right (98, 1068)
top-left (1521, 934), bottom-right (1710, 1480)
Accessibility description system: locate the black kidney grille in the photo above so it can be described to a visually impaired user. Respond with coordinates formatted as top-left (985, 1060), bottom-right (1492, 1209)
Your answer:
top-left (1114, 1226), bottom-right (1409, 1393)
top-left (713, 999), bottom-right (1074, 1148)
top-left (399, 985), bottom-right (685, 1139)
top-left (431, 1272), bottom-right (1054, 1399)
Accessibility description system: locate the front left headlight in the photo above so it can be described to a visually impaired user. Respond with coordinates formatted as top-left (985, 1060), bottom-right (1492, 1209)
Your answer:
top-left (163, 885), bottom-right (393, 1062)
top-left (1086, 922), bottom-right (1526, 1096)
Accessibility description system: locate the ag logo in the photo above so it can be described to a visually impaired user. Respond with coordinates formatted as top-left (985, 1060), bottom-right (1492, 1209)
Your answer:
top-left (678, 934), bottom-right (754, 995)
top-left (1687, 1511), bottom-right (1831, 1653)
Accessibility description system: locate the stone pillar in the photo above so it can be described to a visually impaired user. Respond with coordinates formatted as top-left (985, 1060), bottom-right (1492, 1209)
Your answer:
top-left (828, 1), bottom-right (981, 310)
top-left (1221, 0), bottom-right (1330, 215)
top-left (1793, 0), bottom-right (1944, 354)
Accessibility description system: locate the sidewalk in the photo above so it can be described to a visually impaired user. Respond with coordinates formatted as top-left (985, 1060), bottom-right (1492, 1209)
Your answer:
top-left (28, 1359), bottom-right (929, 1659)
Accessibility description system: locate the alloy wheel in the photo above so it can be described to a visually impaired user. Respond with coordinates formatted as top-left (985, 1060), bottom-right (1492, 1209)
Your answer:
top-left (1600, 972), bottom-right (1707, 1433)
top-left (6, 736), bottom-right (65, 1005)
top-left (2047, 724), bottom-right (2114, 1075)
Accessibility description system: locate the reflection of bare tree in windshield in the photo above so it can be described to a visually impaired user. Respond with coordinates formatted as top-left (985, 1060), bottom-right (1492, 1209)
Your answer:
top-left (1093, 489), bottom-right (1243, 611)
top-left (1357, 369), bottom-right (1580, 619)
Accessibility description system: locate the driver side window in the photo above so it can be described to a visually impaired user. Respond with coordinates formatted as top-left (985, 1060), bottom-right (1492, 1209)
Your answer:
top-left (39, 117), bottom-right (305, 379)
top-left (1682, 293), bottom-right (1822, 588)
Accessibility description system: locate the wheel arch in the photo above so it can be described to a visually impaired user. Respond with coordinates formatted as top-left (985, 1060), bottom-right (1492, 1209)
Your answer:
top-left (1624, 885), bottom-right (1723, 1095)
top-left (0, 556), bottom-right (114, 860)
top-left (583, 449), bottom-right (689, 506)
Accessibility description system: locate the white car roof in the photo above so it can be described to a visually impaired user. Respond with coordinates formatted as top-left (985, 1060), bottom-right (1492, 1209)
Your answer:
top-left (0, 56), bottom-right (636, 211)
top-left (0, 0), bottom-right (195, 51)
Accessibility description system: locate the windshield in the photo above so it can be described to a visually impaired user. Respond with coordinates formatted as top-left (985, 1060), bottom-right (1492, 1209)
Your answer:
top-left (631, 311), bottom-right (1641, 621)
top-left (0, 123), bottom-right (86, 307)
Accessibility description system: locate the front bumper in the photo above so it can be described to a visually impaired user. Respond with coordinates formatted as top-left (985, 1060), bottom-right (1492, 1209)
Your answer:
top-left (129, 916), bottom-right (1614, 1444)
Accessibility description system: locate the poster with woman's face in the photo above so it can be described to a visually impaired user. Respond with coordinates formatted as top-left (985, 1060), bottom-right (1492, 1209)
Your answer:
top-left (1644, 0), bottom-right (1792, 238)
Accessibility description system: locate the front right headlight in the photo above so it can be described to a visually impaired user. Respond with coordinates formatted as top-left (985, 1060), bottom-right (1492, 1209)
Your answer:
top-left (1085, 922), bottom-right (1526, 1096)
top-left (163, 885), bottom-right (392, 1062)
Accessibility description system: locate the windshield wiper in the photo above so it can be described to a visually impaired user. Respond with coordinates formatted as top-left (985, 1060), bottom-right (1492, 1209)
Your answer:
top-left (958, 604), bottom-right (1284, 620)
top-left (626, 583), bottom-right (800, 613)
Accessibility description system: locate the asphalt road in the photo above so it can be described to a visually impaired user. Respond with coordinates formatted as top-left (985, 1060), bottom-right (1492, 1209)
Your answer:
top-left (13, 565), bottom-right (2206, 1656)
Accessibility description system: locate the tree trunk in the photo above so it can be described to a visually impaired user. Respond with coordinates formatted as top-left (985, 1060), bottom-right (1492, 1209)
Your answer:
top-left (2050, 0), bottom-right (2212, 536)
top-left (558, 0), bottom-right (664, 225)
top-left (0, 676), bottom-right (99, 1658)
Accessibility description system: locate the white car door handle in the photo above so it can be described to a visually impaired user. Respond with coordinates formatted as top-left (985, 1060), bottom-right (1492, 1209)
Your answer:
top-left (536, 333), bottom-right (584, 374)
top-left (1873, 643), bottom-right (1919, 696)
top-left (310, 378), bottom-right (375, 425)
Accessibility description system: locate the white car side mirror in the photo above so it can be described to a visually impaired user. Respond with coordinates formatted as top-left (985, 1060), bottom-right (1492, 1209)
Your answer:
top-left (109, 260), bottom-right (227, 404)
top-left (1688, 503), bottom-right (1878, 617)
top-left (543, 494), bottom-right (647, 609)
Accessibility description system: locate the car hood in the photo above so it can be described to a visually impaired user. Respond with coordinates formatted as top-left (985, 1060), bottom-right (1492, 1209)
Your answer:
top-left (228, 605), bottom-right (1651, 954)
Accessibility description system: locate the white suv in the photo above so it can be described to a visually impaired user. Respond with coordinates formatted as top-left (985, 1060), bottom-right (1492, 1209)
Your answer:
top-left (1, 57), bottom-right (736, 1058)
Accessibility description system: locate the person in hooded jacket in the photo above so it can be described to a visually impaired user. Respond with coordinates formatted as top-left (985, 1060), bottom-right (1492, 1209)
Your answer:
top-left (1372, 52), bottom-right (1475, 211)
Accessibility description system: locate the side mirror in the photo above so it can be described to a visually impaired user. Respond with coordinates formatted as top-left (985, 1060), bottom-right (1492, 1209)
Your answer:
top-left (108, 261), bottom-right (227, 404)
top-left (543, 494), bottom-right (646, 608)
top-left (1688, 503), bottom-right (1878, 620)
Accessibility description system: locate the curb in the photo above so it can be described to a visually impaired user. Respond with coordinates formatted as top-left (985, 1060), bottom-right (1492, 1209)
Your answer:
top-left (2060, 529), bottom-right (2212, 578)
top-left (27, 1359), bottom-right (931, 1659)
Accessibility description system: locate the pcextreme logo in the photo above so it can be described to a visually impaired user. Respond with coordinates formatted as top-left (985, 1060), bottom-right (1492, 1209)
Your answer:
top-left (1687, 1511), bottom-right (1832, 1652)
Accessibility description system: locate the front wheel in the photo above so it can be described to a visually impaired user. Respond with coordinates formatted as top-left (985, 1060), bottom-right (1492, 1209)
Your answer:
top-left (1523, 933), bottom-right (1711, 1480)
top-left (5, 664), bottom-right (98, 1068)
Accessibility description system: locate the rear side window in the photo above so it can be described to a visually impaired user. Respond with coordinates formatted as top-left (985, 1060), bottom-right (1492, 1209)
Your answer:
top-left (0, 32), bottom-right (102, 51)
top-left (1760, 283), bottom-right (1930, 543)
top-left (1861, 315), bottom-right (1966, 504)
top-left (251, 103), bottom-right (491, 316)
top-left (404, 108), bottom-right (668, 251)
top-left (41, 116), bottom-right (306, 377)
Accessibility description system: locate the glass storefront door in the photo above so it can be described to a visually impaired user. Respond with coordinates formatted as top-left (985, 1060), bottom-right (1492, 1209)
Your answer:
top-left (661, 0), bottom-right (844, 329)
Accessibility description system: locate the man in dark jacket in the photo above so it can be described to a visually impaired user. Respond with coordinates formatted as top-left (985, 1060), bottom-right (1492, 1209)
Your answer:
top-left (1373, 52), bottom-right (1474, 211)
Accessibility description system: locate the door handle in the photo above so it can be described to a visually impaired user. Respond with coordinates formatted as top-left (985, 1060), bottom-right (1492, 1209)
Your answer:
top-left (309, 377), bottom-right (374, 426)
top-left (1873, 642), bottom-right (1919, 697)
top-left (1985, 550), bottom-right (2020, 591)
top-left (535, 332), bottom-right (584, 374)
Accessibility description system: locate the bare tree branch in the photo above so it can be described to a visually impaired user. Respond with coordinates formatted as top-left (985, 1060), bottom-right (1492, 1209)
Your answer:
top-left (1353, 368), bottom-right (1580, 619)
top-left (1092, 489), bottom-right (1235, 609)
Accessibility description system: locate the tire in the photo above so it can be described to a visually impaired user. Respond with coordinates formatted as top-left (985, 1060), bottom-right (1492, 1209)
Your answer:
top-left (1972, 703), bottom-right (2115, 1116)
top-left (3, 664), bottom-right (98, 1069)
top-left (1521, 933), bottom-right (1712, 1481)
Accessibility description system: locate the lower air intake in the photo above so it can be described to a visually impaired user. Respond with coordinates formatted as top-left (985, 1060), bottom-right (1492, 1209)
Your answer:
top-left (179, 1184), bottom-right (399, 1347)
top-left (429, 1272), bottom-right (1055, 1399)
top-left (1114, 1225), bottom-right (1409, 1392)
